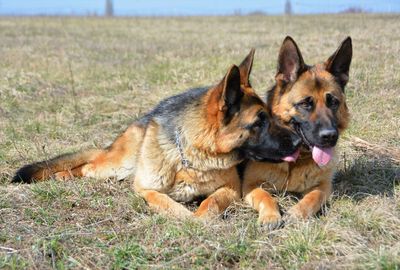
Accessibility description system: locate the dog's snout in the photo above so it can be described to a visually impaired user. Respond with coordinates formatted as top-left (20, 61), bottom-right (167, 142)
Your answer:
top-left (319, 128), bottom-right (338, 143)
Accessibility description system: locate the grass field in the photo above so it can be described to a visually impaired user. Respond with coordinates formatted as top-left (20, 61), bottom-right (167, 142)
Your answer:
top-left (0, 14), bottom-right (399, 269)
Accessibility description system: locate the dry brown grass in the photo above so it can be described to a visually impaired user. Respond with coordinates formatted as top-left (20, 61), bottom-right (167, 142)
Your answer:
top-left (0, 15), bottom-right (399, 269)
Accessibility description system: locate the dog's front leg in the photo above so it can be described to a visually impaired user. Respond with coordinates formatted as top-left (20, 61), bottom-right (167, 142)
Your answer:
top-left (138, 189), bottom-right (193, 219)
top-left (287, 178), bottom-right (332, 219)
top-left (194, 180), bottom-right (240, 219)
top-left (243, 181), bottom-right (282, 229)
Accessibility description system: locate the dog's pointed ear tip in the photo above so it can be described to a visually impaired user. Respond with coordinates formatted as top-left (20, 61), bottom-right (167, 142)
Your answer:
top-left (343, 36), bottom-right (352, 46)
top-left (283, 36), bottom-right (295, 44)
top-left (284, 35), bottom-right (293, 40)
top-left (281, 36), bottom-right (301, 53)
top-left (340, 36), bottom-right (353, 49)
top-left (245, 48), bottom-right (255, 59)
top-left (226, 64), bottom-right (240, 77)
top-left (241, 49), bottom-right (255, 63)
top-left (227, 64), bottom-right (238, 70)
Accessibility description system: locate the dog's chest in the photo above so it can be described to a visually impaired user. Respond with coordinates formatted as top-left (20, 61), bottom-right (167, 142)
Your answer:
top-left (263, 157), bottom-right (336, 193)
top-left (285, 162), bottom-right (325, 192)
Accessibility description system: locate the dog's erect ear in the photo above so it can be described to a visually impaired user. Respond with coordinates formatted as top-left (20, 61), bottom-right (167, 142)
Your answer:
top-left (219, 65), bottom-right (243, 124)
top-left (277, 36), bottom-right (305, 83)
top-left (325, 37), bottom-right (352, 89)
top-left (238, 48), bottom-right (255, 87)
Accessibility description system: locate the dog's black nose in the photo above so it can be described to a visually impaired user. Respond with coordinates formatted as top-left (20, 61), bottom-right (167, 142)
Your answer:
top-left (319, 128), bottom-right (338, 143)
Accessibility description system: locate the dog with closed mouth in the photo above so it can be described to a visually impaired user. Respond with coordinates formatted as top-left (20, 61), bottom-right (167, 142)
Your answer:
top-left (13, 50), bottom-right (301, 219)
top-left (242, 37), bottom-right (352, 228)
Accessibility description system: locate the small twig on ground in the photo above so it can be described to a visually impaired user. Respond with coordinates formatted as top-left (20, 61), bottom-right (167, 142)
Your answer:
top-left (0, 246), bottom-right (18, 253)
top-left (347, 136), bottom-right (400, 164)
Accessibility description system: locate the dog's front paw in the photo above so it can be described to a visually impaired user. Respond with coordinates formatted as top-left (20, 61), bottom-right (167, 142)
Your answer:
top-left (194, 208), bottom-right (215, 219)
top-left (285, 204), bottom-right (311, 224)
top-left (258, 210), bottom-right (283, 230)
top-left (194, 197), bottom-right (220, 219)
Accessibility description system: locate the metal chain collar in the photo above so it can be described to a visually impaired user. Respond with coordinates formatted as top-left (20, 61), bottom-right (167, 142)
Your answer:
top-left (174, 129), bottom-right (193, 169)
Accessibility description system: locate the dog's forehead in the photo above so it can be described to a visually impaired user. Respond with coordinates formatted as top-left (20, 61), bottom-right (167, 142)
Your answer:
top-left (241, 85), bottom-right (255, 94)
top-left (238, 91), bottom-right (265, 120)
top-left (239, 103), bottom-right (263, 123)
top-left (292, 68), bottom-right (342, 97)
top-left (242, 88), bottom-right (265, 106)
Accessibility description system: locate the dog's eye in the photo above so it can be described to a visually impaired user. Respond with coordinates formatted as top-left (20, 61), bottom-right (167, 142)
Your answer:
top-left (326, 94), bottom-right (340, 109)
top-left (244, 120), bottom-right (262, 130)
top-left (250, 115), bottom-right (267, 131)
top-left (257, 111), bottom-right (267, 121)
top-left (297, 97), bottom-right (314, 110)
top-left (244, 111), bottom-right (267, 130)
top-left (252, 119), bottom-right (264, 129)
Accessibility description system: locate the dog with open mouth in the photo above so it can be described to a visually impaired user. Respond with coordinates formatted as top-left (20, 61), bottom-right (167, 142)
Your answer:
top-left (242, 36), bottom-right (352, 228)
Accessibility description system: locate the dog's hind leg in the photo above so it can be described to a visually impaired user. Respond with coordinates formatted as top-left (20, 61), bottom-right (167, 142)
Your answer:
top-left (78, 124), bottom-right (146, 180)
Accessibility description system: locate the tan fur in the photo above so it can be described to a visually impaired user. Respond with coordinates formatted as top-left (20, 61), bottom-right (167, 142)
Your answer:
top-left (81, 124), bottom-right (145, 180)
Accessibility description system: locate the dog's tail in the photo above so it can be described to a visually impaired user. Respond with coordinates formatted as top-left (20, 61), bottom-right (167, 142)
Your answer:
top-left (12, 123), bottom-right (146, 184)
top-left (12, 149), bottom-right (103, 183)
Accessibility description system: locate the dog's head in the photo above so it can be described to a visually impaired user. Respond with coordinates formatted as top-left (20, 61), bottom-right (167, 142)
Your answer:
top-left (205, 49), bottom-right (301, 162)
top-left (268, 36), bottom-right (352, 166)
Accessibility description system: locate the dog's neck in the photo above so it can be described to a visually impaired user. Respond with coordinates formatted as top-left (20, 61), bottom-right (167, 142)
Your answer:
top-left (171, 91), bottom-right (244, 171)
top-left (174, 126), bottom-right (242, 171)
top-left (174, 129), bottom-right (194, 169)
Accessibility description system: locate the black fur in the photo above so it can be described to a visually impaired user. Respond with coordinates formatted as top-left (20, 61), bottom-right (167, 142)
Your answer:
top-left (238, 112), bottom-right (301, 162)
top-left (12, 164), bottom-right (38, 183)
top-left (138, 87), bottom-right (208, 144)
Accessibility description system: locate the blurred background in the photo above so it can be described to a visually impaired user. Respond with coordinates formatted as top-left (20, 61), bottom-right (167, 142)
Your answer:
top-left (0, 0), bottom-right (399, 16)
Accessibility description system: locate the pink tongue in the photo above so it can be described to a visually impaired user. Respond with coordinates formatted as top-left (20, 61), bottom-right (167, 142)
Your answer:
top-left (282, 149), bottom-right (300, 162)
top-left (312, 146), bottom-right (333, 166)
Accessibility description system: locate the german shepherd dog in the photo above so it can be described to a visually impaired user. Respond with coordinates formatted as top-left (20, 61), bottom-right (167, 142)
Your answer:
top-left (13, 50), bottom-right (301, 219)
top-left (242, 37), bottom-right (352, 228)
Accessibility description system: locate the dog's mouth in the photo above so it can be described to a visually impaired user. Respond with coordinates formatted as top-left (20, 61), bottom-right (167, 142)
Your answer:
top-left (294, 124), bottom-right (334, 167)
top-left (281, 149), bottom-right (300, 163)
top-left (244, 149), bottom-right (300, 163)
top-left (294, 124), bottom-right (312, 149)
top-left (246, 153), bottom-right (294, 163)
